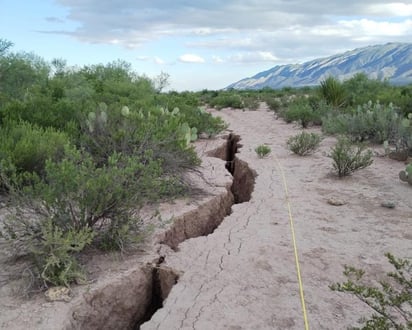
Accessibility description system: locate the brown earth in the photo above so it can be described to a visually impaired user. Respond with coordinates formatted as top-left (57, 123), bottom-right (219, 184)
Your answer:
top-left (0, 103), bottom-right (411, 329)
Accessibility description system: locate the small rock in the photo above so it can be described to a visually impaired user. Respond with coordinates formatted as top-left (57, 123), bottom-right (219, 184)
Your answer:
top-left (45, 286), bottom-right (72, 302)
top-left (199, 132), bottom-right (210, 139)
top-left (327, 197), bottom-right (346, 206)
top-left (381, 201), bottom-right (396, 209)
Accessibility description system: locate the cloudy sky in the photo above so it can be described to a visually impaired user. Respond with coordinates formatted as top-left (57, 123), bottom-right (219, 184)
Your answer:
top-left (2, 1), bottom-right (411, 90)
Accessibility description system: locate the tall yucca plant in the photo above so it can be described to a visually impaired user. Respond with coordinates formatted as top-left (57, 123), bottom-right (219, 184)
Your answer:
top-left (320, 76), bottom-right (346, 108)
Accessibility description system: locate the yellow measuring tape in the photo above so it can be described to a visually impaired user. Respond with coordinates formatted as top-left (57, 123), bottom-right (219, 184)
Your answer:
top-left (274, 156), bottom-right (310, 330)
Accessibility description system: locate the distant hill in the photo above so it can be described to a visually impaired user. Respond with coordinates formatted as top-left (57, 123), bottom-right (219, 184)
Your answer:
top-left (226, 43), bottom-right (412, 90)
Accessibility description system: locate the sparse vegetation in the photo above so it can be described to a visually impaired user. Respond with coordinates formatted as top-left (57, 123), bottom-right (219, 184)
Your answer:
top-left (330, 253), bottom-right (412, 329)
top-left (255, 145), bottom-right (271, 158)
top-left (283, 99), bottom-right (318, 128)
top-left (329, 136), bottom-right (373, 177)
top-left (287, 131), bottom-right (322, 156)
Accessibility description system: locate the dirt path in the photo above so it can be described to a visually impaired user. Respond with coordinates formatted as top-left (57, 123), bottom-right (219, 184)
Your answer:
top-left (142, 104), bottom-right (411, 329)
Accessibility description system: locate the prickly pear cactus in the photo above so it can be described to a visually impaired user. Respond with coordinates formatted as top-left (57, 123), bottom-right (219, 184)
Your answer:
top-left (399, 163), bottom-right (412, 185)
top-left (179, 123), bottom-right (198, 147)
top-left (86, 103), bottom-right (108, 133)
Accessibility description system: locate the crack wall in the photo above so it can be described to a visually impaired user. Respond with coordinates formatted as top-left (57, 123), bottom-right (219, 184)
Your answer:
top-left (215, 133), bottom-right (256, 204)
top-left (134, 257), bottom-right (180, 329)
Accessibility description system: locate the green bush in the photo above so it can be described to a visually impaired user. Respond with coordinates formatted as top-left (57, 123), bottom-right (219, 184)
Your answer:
top-left (266, 98), bottom-right (282, 112)
top-left (34, 220), bottom-right (95, 286)
top-left (395, 114), bottom-right (412, 155)
top-left (255, 145), bottom-right (271, 158)
top-left (343, 73), bottom-right (393, 107)
top-left (30, 149), bottom-right (162, 232)
top-left (209, 93), bottom-right (243, 109)
top-left (0, 121), bottom-right (71, 187)
top-left (322, 101), bottom-right (400, 144)
top-left (330, 253), bottom-right (411, 329)
top-left (283, 99), bottom-right (319, 128)
top-left (1, 216), bottom-right (94, 287)
top-left (1, 148), bottom-right (165, 286)
top-left (329, 136), bottom-right (373, 177)
top-left (287, 131), bottom-right (322, 156)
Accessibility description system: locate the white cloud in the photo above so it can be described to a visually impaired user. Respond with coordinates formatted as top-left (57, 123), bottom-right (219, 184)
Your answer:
top-left (338, 18), bottom-right (412, 36)
top-left (136, 55), bottom-right (166, 65)
top-left (154, 56), bottom-right (165, 65)
top-left (178, 54), bottom-right (205, 63)
top-left (136, 56), bottom-right (149, 61)
top-left (368, 2), bottom-right (412, 16)
top-left (212, 55), bottom-right (225, 63)
top-left (229, 51), bottom-right (279, 64)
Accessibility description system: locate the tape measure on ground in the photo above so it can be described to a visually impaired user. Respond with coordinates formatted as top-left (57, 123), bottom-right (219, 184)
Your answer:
top-left (274, 156), bottom-right (310, 330)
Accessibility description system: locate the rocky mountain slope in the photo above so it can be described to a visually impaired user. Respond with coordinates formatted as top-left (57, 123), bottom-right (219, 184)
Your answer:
top-left (227, 43), bottom-right (412, 89)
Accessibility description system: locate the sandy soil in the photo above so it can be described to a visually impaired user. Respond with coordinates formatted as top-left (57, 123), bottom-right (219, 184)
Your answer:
top-left (0, 103), bottom-right (411, 329)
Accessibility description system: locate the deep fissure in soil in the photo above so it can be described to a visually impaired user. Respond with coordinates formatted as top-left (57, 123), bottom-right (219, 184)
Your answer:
top-left (134, 257), bottom-right (179, 329)
top-left (223, 134), bottom-right (256, 203)
top-left (138, 134), bottom-right (256, 327)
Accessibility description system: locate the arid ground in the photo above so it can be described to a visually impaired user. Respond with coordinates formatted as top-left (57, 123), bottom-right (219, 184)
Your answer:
top-left (1, 103), bottom-right (411, 329)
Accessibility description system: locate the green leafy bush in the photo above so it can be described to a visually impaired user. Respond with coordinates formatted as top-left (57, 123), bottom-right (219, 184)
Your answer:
top-left (255, 145), bottom-right (271, 158)
top-left (1, 148), bottom-right (165, 285)
top-left (209, 92), bottom-right (243, 109)
top-left (283, 99), bottom-right (319, 128)
top-left (287, 131), bottom-right (322, 156)
top-left (34, 220), bottom-right (95, 286)
top-left (0, 121), bottom-right (71, 187)
top-left (343, 73), bottom-right (393, 107)
top-left (330, 253), bottom-right (411, 329)
top-left (265, 97), bottom-right (282, 112)
top-left (395, 114), bottom-right (412, 155)
top-left (329, 136), bottom-right (373, 177)
top-left (322, 101), bottom-right (400, 143)
top-left (1, 216), bottom-right (94, 287)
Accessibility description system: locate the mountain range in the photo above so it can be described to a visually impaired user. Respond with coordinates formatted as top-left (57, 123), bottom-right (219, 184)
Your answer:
top-left (226, 43), bottom-right (412, 90)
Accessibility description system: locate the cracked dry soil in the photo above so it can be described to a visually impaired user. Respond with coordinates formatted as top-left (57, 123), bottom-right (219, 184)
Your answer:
top-left (1, 103), bottom-right (411, 330)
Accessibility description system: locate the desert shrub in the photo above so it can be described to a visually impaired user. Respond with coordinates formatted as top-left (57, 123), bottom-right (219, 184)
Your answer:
top-left (1, 147), bottom-right (165, 285)
top-left (329, 136), bottom-right (373, 177)
top-left (241, 94), bottom-right (260, 110)
top-left (29, 149), bottom-right (162, 232)
top-left (266, 98), bottom-right (282, 112)
top-left (33, 220), bottom-right (94, 286)
top-left (1, 216), bottom-right (94, 287)
top-left (398, 87), bottom-right (412, 117)
top-left (322, 101), bottom-right (400, 143)
top-left (80, 103), bottom-right (201, 181)
top-left (210, 93), bottom-right (243, 109)
top-left (0, 121), bottom-right (71, 187)
top-left (330, 253), bottom-right (411, 329)
top-left (395, 114), bottom-right (412, 155)
top-left (283, 99), bottom-right (319, 128)
top-left (287, 131), bottom-right (322, 156)
top-left (255, 145), bottom-right (271, 158)
top-left (343, 73), bottom-right (393, 107)
top-left (179, 106), bottom-right (227, 137)
top-left (319, 76), bottom-right (346, 108)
